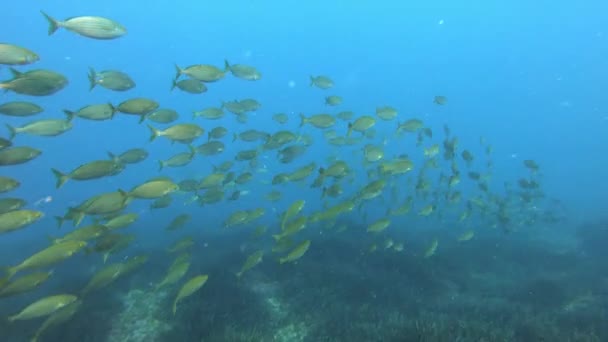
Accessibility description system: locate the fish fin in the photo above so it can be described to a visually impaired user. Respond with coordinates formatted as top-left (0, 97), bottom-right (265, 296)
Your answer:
top-left (9, 67), bottom-right (23, 79)
top-left (51, 168), bottom-right (69, 188)
top-left (72, 210), bottom-right (85, 227)
top-left (40, 11), bottom-right (60, 36)
top-left (87, 67), bottom-right (97, 90)
top-left (157, 160), bottom-right (164, 171)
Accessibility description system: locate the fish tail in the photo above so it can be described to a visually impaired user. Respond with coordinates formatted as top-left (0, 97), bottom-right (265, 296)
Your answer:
top-left (147, 124), bottom-right (160, 141)
top-left (170, 78), bottom-right (177, 91)
top-left (64, 110), bottom-right (75, 122)
top-left (103, 253), bottom-right (109, 264)
top-left (87, 67), bottom-right (97, 90)
top-left (5, 124), bottom-right (16, 140)
top-left (51, 168), bottom-right (69, 188)
top-left (107, 151), bottom-right (118, 163)
top-left (309, 76), bottom-right (314, 86)
top-left (40, 11), bottom-right (60, 36)
top-left (4, 266), bottom-right (17, 280)
top-left (53, 215), bottom-right (64, 228)
top-left (224, 59), bottom-right (230, 72)
top-left (158, 160), bottom-right (164, 171)
top-left (63, 110), bottom-right (75, 122)
top-left (187, 144), bottom-right (196, 156)
top-left (298, 113), bottom-right (306, 127)
top-left (174, 63), bottom-right (182, 80)
top-left (347, 122), bottom-right (353, 137)
top-left (172, 300), bottom-right (178, 315)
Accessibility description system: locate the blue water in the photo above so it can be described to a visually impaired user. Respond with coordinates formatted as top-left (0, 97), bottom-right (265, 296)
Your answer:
top-left (2, 1), bottom-right (608, 341)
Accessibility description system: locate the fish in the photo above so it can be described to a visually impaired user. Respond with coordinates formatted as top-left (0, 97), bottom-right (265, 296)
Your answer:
top-left (433, 95), bottom-right (448, 105)
top-left (157, 260), bottom-right (190, 290)
top-left (88, 68), bottom-right (135, 91)
top-left (64, 103), bottom-right (116, 121)
top-left (171, 78), bottom-right (207, 94)
top-left (175, 64), bottom-right (225, 82)
top-left (4, 240), bottom-right (87, 279)
top-left (81, 262), bottom-right (126, 295)
top-left (224, 60), bottom-right (261, 80)
top-left (300, 113), bottom-right (336, 129)
top-left (0, 68), bottom-right (68, 96)
top-left (0, 43), bottom-right (39, 65)
top-left (423, 238), bottom-right (439, 258)
top-left (347, 116), bottom-right (376, 136)
top-left (282, 200), bottom-right (306, 230)
top-left (0, 271), bottom-right (52, 298)
top-left (0, 176), bottom-right (19, 193)
top-left (236, 250), bottom-right (264, 278)
top-left (147, 108), bottom-right (179, 123)
top-left (149, 123), bottom-right (204, 143)
top-left (325, 96), bottom-right (343, 106)
top-left (8, 294), bottom-right (78, 322)
top-left (31, 300), bottom-right (82, 342)
top-left (173, 274), bottom-right (209, 315)
top-left (193, 107), bottom-right (224, 120)
top-left (41, 11), bottom-right (126, 39)
top-left (376, 106), bottom-right (398, 120)
top-left (129, 179), bottom-right (179, 199)
top-left (0, 101), bottom-right (44, 116)
top-left (117, 98), bottom-right (159, 120)
top-left (367, 218), bottom-right (391, 233)
top-left (104, 213), bottom-right (138, 230)
top-left (0, 209), bottom-right (43, 235)
top-left (279, 240), bottom-right (311, 264)
top-left (108, 148), bottom-right (148, 164)
top-left (6, 115), bottom-right (73, 139)
top-left (0, 198), bottom-right (26, 214)
top-left (310, 75), bottom-right (334, 89)
top-left (51, 160), bottom-right (123, 188)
